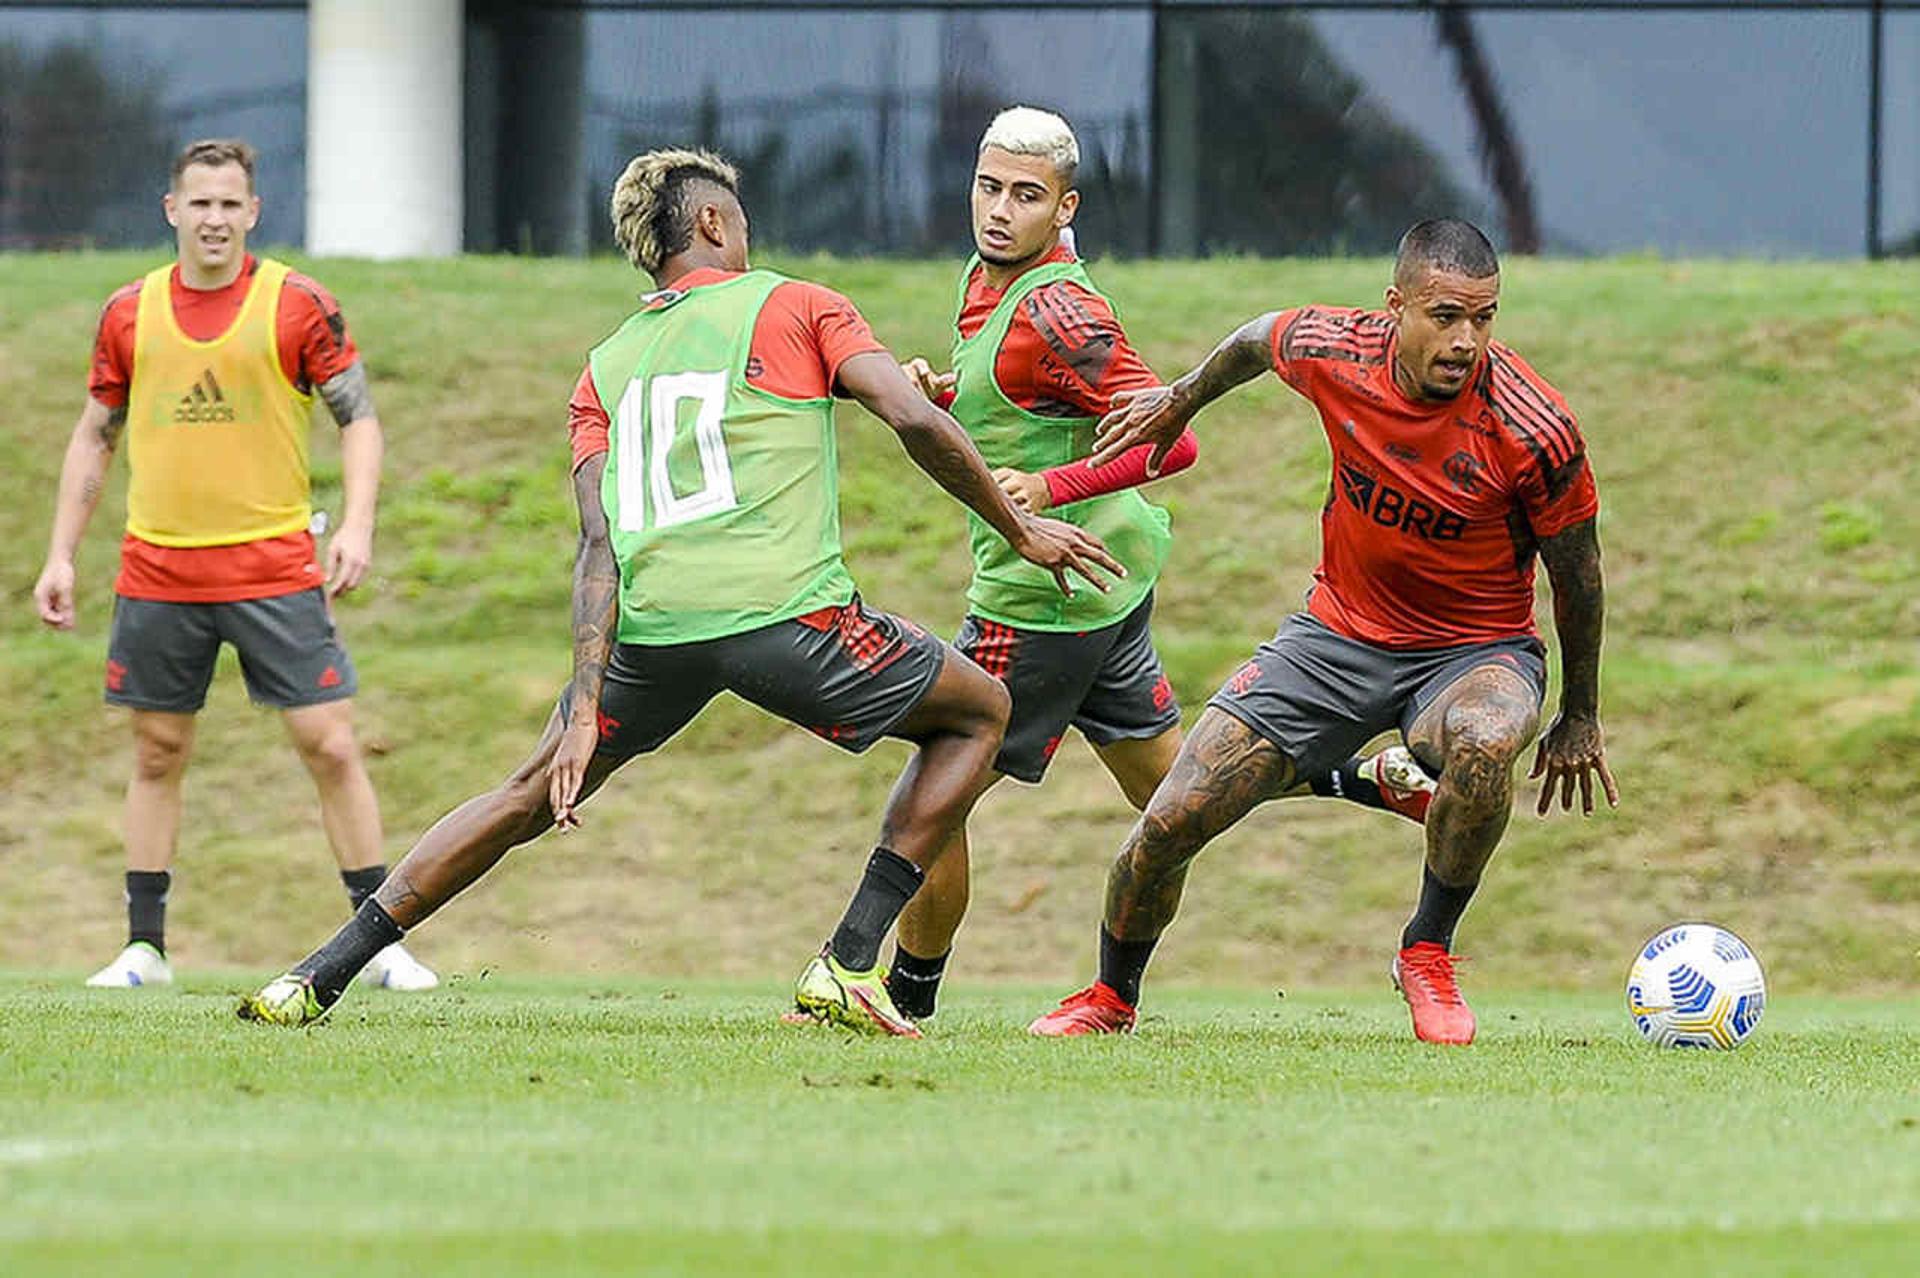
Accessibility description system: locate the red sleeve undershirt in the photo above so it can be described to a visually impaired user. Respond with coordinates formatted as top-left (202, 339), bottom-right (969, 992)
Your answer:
top-left (1042, 427), bottom-right (1198, 507)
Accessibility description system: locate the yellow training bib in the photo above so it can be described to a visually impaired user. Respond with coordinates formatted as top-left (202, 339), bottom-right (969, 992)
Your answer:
top-left (125, 258), bottom-right (314, 547)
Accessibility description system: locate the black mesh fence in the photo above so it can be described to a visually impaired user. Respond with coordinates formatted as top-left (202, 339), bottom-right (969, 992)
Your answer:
top-left (2, 2), bottom-right (1914, 257)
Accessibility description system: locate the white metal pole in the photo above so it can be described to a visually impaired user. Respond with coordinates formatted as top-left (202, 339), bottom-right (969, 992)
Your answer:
top-left (306, 0), bottom-right (462, 257)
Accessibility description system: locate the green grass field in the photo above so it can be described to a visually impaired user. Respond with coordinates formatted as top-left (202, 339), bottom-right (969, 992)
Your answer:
top-left (3, 975), bottom-right (1917, 1276)
top-left (2, 252), bottom-right (1918, 1271)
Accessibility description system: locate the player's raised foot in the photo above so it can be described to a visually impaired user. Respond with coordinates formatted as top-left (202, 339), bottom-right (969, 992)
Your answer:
top-left (1027, 982), bottom-right (1136, 1036)
top-left (792, 947), bottom-right (922, 1038)
top-left (1364, 745), bottom-right (1438, 824)
top-left (236, 973), bottom-right (329, 1028)
top-left (360, 942), bottom-right (439, 991)
top-left (1392, 942), bottom-right (1475, 1045)
top-left (84, 941), bottom-right (172, 988)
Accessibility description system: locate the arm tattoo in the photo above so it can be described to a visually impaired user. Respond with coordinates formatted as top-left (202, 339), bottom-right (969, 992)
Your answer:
top-left (1539, 517), bottom-right (1605, 716)
top-left (1169, 313), bottom-right (1280, 416)
top-left (567, 455), bottom-right (621, 719)
top-left (95, 404), bottom-right (127, 450)
top-left (320, 362), bottom-right (377, 427)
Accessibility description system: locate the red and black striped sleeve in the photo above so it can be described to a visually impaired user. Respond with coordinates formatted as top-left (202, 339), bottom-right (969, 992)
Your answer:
top-left (1485, 345), bottom-right (1598, 537)
top-left (1001, 280), bottom-right (1157, 418)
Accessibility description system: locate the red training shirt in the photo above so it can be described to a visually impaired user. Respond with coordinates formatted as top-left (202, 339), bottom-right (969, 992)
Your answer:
top-left (569, 268), bottom-right (886, 470)
top-left (1270, 306), bottom-right (1599, 648)
top-left (89, 255), bottom-right (364, 602)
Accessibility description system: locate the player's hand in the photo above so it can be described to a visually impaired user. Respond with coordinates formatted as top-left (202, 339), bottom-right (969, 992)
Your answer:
top-left (33, 559), bottom-right (77, 630)
top-left (901, 358), bottom-right (955, 402)
top-left (1011, 515), bottom-right (1123, 598)
top-left (324, 521), bottom-right (374, 599)
top-left (1528, 710), bottom-right (1619, 816)
top-left (994, 467), bottom-right (1051, 513)
top-left (1089, 384), bottom-right (1189, 473)
top-left (548, 712), bottom-right (600, 831)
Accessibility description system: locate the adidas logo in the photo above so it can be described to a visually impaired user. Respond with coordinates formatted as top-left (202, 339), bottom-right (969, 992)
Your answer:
top-left (173, 368), bottom-right (236, 423)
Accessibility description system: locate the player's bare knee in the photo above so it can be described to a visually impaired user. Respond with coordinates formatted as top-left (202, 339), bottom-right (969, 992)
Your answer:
top-left (296, 725), bottom-right (363, 780)
top-left (130, 728), bottom-right (190, 782)
top-left (946, 662), bottom-right (1011, 743)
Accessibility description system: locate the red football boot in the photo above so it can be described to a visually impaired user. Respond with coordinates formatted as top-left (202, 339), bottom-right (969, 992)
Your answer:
top-left (1365, 746), bottom-right (1437, 824)
top-left (1027, 982), bottom-right (1137, 1036)
top-left (1392, 942), bottom-right (1476, 1045)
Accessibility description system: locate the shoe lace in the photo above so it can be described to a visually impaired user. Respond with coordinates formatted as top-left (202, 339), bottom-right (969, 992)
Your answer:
top-left (1401, 946), bottom-right (1468, 1007)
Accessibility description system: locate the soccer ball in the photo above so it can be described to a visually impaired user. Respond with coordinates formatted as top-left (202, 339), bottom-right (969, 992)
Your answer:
top-left (1626, 923), bottom-right (1766, 1050)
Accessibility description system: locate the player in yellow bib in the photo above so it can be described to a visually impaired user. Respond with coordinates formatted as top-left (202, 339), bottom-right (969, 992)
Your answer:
top-left (240, 149), bottom-right (1119, 1035)
top-left (32, 139), bottom-right (433, 992)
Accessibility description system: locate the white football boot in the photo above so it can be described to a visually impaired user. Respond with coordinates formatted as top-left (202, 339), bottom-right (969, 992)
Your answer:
top-left (84, 942), bottom-right (173, 988)
top-left (359, 942), bottom-right (439, 991)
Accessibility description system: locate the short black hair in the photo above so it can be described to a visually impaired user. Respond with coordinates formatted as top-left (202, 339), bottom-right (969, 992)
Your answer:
top-left (1394, 219), bottom-right (1499, 288)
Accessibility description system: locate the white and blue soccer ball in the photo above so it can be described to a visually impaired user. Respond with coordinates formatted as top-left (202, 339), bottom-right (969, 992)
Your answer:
top-left (1626, 923), bottom-right (1766, 1050)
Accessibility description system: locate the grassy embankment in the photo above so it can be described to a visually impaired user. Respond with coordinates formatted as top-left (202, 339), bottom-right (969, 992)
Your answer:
top-left (2, 252), bottom-right (1917, 991)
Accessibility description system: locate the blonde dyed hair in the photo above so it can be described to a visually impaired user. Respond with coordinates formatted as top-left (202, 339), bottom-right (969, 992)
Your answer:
top-left (978, 107), bottom-right (1078, 183)
top-left (609, 148), bottom-right (741, 275)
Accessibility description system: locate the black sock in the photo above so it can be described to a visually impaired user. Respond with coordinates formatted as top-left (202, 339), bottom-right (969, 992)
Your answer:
top-left (340, 865), bottom-right (387, 912)
top-left (885, 946), bottom-right (949, 1020)
top-left (1098, 926), bottom-right (1158, 1008)
top-left (1401, 865), bottom-right (1479, 951)
top-left (828, 848), bottom-right (925, 972)
top-left (291, 899), bottom-right (404, 1008)
top-left (1307, 758), bottom-right (1388, 811)
top-left (127, 870), bottom-right (170, 955)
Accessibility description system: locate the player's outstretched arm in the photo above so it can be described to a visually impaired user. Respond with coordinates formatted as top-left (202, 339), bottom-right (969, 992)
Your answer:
top-left (1529, 516), bottom-right (1619, 816)
top-left (835, 351), bottom-right (1123, 598)
top-left (33, 396), bottom-right (124, 630)
top-left (1088, 312), bottom-right (1281, 471)
top-left (550, 453), bottom-right (618, 830)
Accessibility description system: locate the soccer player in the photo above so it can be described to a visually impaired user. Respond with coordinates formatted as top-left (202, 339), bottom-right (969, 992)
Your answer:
top-left (879, 107), bottom-right (1439, 1023)
top-left (1028, 219), bottom-right (1617, 1044)
top-left (31, 138), bottom-right (434, 992)
top-left (237, 148), bottom-right (1119, 1035)
top-left (874, 105), bottom-right (1194, 1022)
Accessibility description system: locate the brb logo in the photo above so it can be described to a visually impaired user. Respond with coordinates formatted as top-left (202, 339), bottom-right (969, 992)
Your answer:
top-left (1338, 462), bottom-right (1465, 541)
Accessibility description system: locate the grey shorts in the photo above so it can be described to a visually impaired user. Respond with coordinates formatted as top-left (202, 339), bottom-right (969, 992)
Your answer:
top-left (580, 596), bottom-right (948, 760)
top-left (956, 591), bottom-right (1181, 784)
top-left (1207, 612), bottom-right (1546, 777)
top-left (105, 589), bottom-right (358, 713)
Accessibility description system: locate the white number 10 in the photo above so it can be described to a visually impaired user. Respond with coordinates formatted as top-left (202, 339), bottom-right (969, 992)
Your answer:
top-left (613, 370), bottom-right (737, 531)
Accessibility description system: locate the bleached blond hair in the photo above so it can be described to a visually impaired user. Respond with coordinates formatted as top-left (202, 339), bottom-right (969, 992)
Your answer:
top-left (609, 148), bottom-right (741, 276)
top-left (978, 107), bottom-right (1079, 184)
